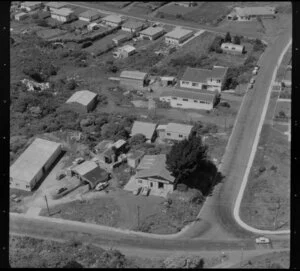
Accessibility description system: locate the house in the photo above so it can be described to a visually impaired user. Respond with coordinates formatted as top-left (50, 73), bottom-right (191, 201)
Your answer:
top-left (45, 2), bottom-right (68, 12)
top-left (159, 123), bottom-right (193, 141)
top-left (126, 150), bottom-right (145, 168)
top-left (165, 28), bottom-right (193, 45)
top-left (113, 45), bottom-right (136, 59)
top-left (282, 70), bottom-right (291, 87)
top-left (134, 154), bottom-right (175, 196)
top-left (10, 138), bottom-right (62, 191)
top-left (112, 34), bottom-right (131, 45)
top-left (50, 7), bottom-right (76, 23)
top-left (121, 19), bottom-right (145, 33)
top-left (175, 2), bottom-right (196, 7)
top-left (221, 43), bottom-right (245, 55)
top-left (139, 26), bottom-right (165, 40)
top-left (180, 66), bottom-right (228, 93)
top-left (130, 121), bottom-right (157, 142)
top-left (65, 90), bottom-right (98, 113)
top-left (20, 1), bottom-right (42, 12)
top-left (227, 6), bottom-right (276, 21)
top-left (72, 161), bottom-right (109, 189)
top-left (160, 76), bottom-right (176, 87)
top-left (78, 10), bottom-right (101, 22)
top-left (119, 70), bottom-right (149, 90)
top-left (14, 12), bottom-right (28, 21)
top-left (159, 87), bottom-right (217, 111)
top-left (101, 14), bottom-right (124, 27)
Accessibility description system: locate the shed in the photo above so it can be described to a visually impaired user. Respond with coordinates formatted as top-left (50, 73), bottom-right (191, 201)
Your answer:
top-left (122, 20), bottom-right (145, 33)
top-left (127, 150), bottom-right (145, 168)
top-left (119, 70), bottom-right (149, 90)
top-left (15, 12), bottom-right (28, 21)
top-left (50, 7), bottom-right (76, 23)
top-left (165, 123), bottom-right (193, 141)
top-left (130, 121), bottom-right (157, 142)
top-left (65, 90), bottom-right (98, 113)
top-left (113, 45), bottom-right (136, 59)
top-left (45, 2), bottom-right (68, 11)
top-left (102, 14), bottom-right (124, 27)
top-left (112, 34), bottom-right (131, 45)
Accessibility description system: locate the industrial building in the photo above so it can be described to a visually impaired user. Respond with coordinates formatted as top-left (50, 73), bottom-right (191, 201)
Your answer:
top-left (130, 121), bottom-right (157, 142)
top-left (121, 20), bottom-right (145, 33)
top-left (119, 70), bottom-right (149, 90)
top-left (101, 14), bottom-right (124, 27)
top-left (113, 45), bottom-right (136, 59)
top-left (180, 66), bottom-right (228, 92)
top-left (65, 90), bottom-right (98, 113)
top-left (227, 6), bottom-right (276, 21)
top-left (78, 10), bottom-right (101, 22)
top-left (165, 28), bottom-right (193, 45)
top-left (20, 1), bottom-right (42, 12)
top-left (221, 43), bottom-right (245, 55)
top-left (50, 7), bottom-right (76, 23)
top-left (159, 87), bottom-right (216, 111)
top-left (10, 138), bottom-right (62, 191)
top-left (139, 26), bottom-right (165, 40)
top-left (158, 123), bottom-right (194, 141)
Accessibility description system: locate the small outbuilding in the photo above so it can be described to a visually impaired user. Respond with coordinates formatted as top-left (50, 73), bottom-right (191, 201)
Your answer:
top-left (113, 45), bottom-right (136, 59)
top-left (164, 122), bottom-right (193, 141)
top-left (65, 90), bottom-right (98, 113)
top-left (139, 26), bottom-right (165, 40)
top-left (15, 12), bottom-right (28, 21)
top-left (119, 70), bottom-right (149, 90)
top-left (127, 150), bottom-right (145, 168)
top-left (112, 34), bottom-right (131, 45)
top-left (78, 10), bottom-right (101, 22)
top-left (165, 28), bottom-right (193, 45)
top-left (45, 2), bottom-right (68, 12)
top-left (50, 7), bottom-right (76, 23)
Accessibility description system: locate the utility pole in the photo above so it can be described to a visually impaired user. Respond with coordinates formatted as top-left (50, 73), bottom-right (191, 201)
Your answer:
top-left (137, 205), bottom-right (140, 228)
top-left (44, 194), bottom-right (50, 216)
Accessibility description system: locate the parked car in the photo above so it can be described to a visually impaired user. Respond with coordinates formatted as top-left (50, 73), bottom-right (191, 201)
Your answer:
top-left (252, 69), bottom-right (258, 75)
top-left (255, 237), bottom-right (270, 244)
top-left (73, 157), bottom-right (85, 165)
top-left (56, 171), bottom-right (66, 180)
top-left (250, 78), bottom-right (255, 84)
top-left (95, 182), bottom-right (109, 191)
top-left (254, 65), bottom-right (260, 70)
top-left (57, 187), bottom-right (67, 194)
top-left (133, 187), bottom-right (142, 196)
top-left (141, 187), bottom-right (150, 196)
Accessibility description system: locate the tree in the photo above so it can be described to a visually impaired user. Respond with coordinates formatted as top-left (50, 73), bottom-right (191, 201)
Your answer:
top-left (129, 134), bottom-right (146, 146)
top-left (232, 35), bottom-right (241, 45)
top-left (166, 134), bottom-right (208, 185)
top-left (63, 261), bottom-right (83, 268)
top-left (224, 32), bottom-right (231, 43)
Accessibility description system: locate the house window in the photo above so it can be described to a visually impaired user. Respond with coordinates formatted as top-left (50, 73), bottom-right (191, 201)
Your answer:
top-left (150, 182), bottom-right (153, 187)
top-left (176, 103), bottom-right (182, 106)
top-left (182, 81), bottom-right (189, 85)
top-left (225, 46), bottom-right (228, 49)
top-left (202, 85), bottom-right (207, 90)
top-left (158, 182), bottom-right (164, 189)
top-left (232, 47), bottom-right (236, 50)
top-left (216, 80), bottom-right (221, 83)
top-left (167, 133), bottom-right (171, 136)
top-left (182, 98), bottom-right (188, 101)
top-left (26, 185), bottom-right (30, 189)
top-left (179, 134), bottom-right (183, 138)
top-left (200, 101), bottom-right (205, 104)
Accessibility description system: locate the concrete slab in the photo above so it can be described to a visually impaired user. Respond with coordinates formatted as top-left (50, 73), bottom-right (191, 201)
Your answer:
top-left (26, 206), bottom-right (42, 217)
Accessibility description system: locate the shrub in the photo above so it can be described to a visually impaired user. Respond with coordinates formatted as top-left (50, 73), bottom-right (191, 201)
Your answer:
top-left (177, 183), bottom-right (188, 192)
top-left (219, 101), bottom-right (230, 108)
top-left (253, 38), bottom-right (265, 52)
top-left (259, 166), bottom-right (266, 173)
top-left (81, 41), bottom-right (93, 48)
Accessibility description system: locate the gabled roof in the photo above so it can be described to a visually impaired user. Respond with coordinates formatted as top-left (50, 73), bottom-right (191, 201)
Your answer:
top-left (21, 1), bottom-right (42, 7)
top-left (102, 14), bottom-right (123, 23)
top-left (136, 154), bottom-right (175, 183)
top-left (122, 20), bottom-right (144, 29)
top-left (66, 90), bottom-right (97, 106)
top-left (79, 9), bottom-right (100, 19)
top-left (181, 66), bottom-right (228, 83)
top-left (131, 121), bottom-right (157, 140)
top-left (72, 160), bottom-right (98, 176)
top-left (159, 87), bottom-right (216, 103)
top-left (165, 123), bottom-right (193, 136)
top-left (120, 70), bottom-right (148, 80)
top-left (165, 28), bottom-right (193, 39)
top-left (140, 26), bottom-right (165, 37)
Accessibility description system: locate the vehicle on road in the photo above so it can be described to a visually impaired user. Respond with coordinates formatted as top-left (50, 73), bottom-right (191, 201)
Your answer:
top-left (248, 83), bottom-right (253, 89)
top-left (252, 69), bottom-right (258, 75)
top-left (133, 187), bottom-right (142, 196)
top-left (56, 171), bottom-right (66, 180)
top-left (255, 236), bottom-right (270, 244)
top-left (141, 187), bottom-right (150, 196)
top-left (95, 182), bottom-right (109, 191)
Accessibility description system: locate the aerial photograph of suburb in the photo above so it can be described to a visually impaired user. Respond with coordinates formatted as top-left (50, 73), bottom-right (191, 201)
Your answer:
top-left (9, 1), bottom-right (291, 268)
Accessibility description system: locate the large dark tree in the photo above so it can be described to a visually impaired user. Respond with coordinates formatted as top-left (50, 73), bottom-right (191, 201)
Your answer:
top-left (224, 32), bottom-right (232, 43)
top-left (232, 35), bottom-right (241, 45)
top-left (166, 134), bottom-right (208, 186)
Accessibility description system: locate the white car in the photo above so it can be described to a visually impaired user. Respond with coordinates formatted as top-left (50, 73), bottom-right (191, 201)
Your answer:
top-left (255, 237), bottom-right (270, 244)
top-left (95, 182), bottom-right (109, 191)
top-left (73, 157), bottom-right (85, 165)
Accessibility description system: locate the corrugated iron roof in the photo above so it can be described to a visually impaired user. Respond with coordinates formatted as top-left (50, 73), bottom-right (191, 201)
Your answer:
top-left (45, 2), bottom-right (68, 9)
top-left (122, 19), bottom-right (144, 29)
top-left (181, 66), bottom-right (228, 83)
top-left (127, 150), bottom-right (145, 160)
top-left (10, 138), bottom-right (61, 183)
top-left (120, 70), bottom-right (148, 80)
top-left (102, 14), bottom-right (123, 23)
top-left (166, 123), bottom-right (193, 135)
top-left (72, 160), bottom-right (98, 176)
top-left (66, 90), bottom-right (97, 106)
top-left (140, 26), bottom-right (165, 37)
top-left (130, 121), bottom-right (157, 140)
top-left (165, 28), bottom-right (193, 39)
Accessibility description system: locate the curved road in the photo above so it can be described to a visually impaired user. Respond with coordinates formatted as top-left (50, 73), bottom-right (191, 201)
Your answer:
top-left (10, 3), bottom-right (291, 255)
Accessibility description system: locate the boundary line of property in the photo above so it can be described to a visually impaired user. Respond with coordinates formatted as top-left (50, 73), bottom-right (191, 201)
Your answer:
top-left (233, 38), bottom-right (292, 235)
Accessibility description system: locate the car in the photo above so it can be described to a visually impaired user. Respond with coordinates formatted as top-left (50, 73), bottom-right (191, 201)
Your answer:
top-left (254, 65), bottom-right (260, 70)
top-left (141, 187), bottom-right (150, 196)
top-left (133, 187), bottom-right (142, 196)
top-left (252, 69), bottom-right (258, 75)
top-left (56, 171), bottom-right (66, 180)
top-left (73, 157), bottom-right (85, 165)
top-left (255, 237), bottom-right (270, 244)
top-left (95, 182), bottom-right (109, 191)
top-left (57, 187), bottom-right (67, 194)
top-left (250, 78), bottom-right (255, 84)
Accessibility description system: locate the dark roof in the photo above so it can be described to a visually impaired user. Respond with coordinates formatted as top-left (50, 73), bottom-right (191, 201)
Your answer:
top-left (159, 87), bottom-right (216, 103)
top-left (181, 66), bottom-right (228, 83)
top-left (83, 166), bottom-right (108, 188)
top-left (112, 34), bottom-right (131, 42)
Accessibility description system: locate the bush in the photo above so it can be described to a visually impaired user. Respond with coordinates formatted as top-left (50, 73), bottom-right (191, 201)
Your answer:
top-left (219, 101), bottom-right (230, 108)
top-left (81, 41), bottom-right (93, 48)
top-left (259, 166), bottom-right (266, 173)
top-left (253, 38), bottom-right (265, 52)
top-left (66, 79), bottom-right (77, 90)
top-left (177, 183), bottom-right (188, 192)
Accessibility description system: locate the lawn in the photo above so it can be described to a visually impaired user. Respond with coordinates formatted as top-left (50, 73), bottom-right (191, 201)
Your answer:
top-left (274, 100), bottom-right (291, 121)
top-left (156, 3), bottom-right (196, 17)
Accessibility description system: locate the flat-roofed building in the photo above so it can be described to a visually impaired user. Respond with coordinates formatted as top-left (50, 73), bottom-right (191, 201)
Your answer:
top-left (45, 2), bottom-right (68, 12)
top-left (50, 7), bottom-right (76, 22)
top-left (159, 87), bottom-right (216, 111)
top-left (180, 66), bottom-right (228, 93)
top-left (21, 1), bottom-right (42, 12)
top-left (165, 28), bottom-right (193, 45)
top-left (10, 138), bottom-right (62, 191)
top-left (65, 90), bottom-right (98, 113)
top-left (15, 12), bottom-right (28, 21)
top-left (101, 14), bottom-right (124, 27)
top-left (139, 26), bottom-right (165, 40)
top-left (119, 70), bottom-right (149, 90)
top-left (78, 10), bottom-right (101, 22)
top-left (227, 6), bottom-right (276, 21)
top-left (122, 20), bottom-right (145, 33)
top-left (130, 121), bottom-right (157, 142)
top-left (221, 42), bottom-right (245, 55)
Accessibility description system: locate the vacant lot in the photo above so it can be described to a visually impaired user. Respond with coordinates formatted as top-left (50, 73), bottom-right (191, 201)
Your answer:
top-left (217, 20), bottom-right (265, 37)
top-left (156, 3), bottom-right (197, 18)
top-left (274, 100), bottom-right (291, 121)
top-left (36, 28), bottom-right (67, 39)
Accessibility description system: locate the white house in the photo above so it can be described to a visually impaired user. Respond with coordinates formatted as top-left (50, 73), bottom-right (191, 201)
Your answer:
top-left (78, 10), bottom-right (101, 22)
top-left (180, 66), bottom-right (228, 93)
top-left (159, 123), bottom-right (194, 141)
top-left (50, 7), bottom-right (76, 23)
top-left (165, 28), bottom-right (193, 45)
top-left (134, 154), bottom-right (175, 197)
top-left (101, 14), bottom-right (124, 27)
top-left (20, 1), bottom-right (42, 12)
top-left (221, 43), bottom-right (245, 55)
top-left (113, 45), bottom-right (136, 59)
top-left (227, 6), bottom-right (276, 21)
top-left (159, 87), bottom-right (216, 111)
top-left (121, 20), bottom-right (145, 33)
top-left (139, 26), bottom-right (165, 41)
